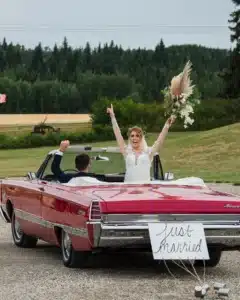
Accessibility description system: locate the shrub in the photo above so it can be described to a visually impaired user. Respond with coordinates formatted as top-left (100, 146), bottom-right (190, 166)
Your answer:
top-left (91, 97), bottom-right (166, 134)
top-left (0, 129), bottom-right (113, 150)
top-left (91, 97), bottom-right (240, 132)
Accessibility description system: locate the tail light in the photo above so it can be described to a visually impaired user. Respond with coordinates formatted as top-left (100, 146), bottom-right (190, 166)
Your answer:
top-left (89, 200), bottom-right (101, 221)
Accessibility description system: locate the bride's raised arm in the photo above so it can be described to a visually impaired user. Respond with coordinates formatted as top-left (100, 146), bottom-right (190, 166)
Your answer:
top-left (149, 115), bottom-right (176, 161)
top-left (107, 104), bottom-right (126, 155)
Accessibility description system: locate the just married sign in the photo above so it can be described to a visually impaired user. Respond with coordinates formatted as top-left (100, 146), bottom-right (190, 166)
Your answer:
top-left (148, 222), bottom-right (209, 260)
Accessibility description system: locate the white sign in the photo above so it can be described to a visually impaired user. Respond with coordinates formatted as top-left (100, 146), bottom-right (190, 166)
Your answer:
top-left (148, 222), bottom-right (209, 260)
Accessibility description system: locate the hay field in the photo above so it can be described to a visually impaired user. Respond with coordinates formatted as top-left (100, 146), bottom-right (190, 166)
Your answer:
top-left (0, 114), bottom-right (91, 125)
top-left (0, 114), bottom-right (92, 135)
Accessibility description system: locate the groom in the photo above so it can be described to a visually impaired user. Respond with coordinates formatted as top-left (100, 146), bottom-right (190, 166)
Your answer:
top-left (51, 140), bottom-right (105, 183)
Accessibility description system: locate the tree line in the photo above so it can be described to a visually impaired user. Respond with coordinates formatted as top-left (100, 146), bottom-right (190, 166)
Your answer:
top-left (221, 0), bottom-right (240, 98)
top-left (0, 0), bottom-right (239, 114)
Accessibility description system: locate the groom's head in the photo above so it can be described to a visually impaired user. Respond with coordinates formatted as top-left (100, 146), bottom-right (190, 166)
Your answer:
top-left (75, 153), bottom-right (91, 172)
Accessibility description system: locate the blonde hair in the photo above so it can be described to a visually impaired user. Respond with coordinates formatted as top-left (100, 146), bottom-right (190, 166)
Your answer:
top-left (127, 126), bottom-right (143, 138)
top-left (127, 126), bottom-right (148, 152)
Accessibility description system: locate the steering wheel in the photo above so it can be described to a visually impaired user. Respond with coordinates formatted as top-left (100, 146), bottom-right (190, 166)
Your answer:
top-left (62, 169), bottom-right (78, 173)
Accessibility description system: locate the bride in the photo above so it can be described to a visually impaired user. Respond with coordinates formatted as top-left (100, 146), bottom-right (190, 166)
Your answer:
top-left (107, 104), bottom-right (175, 182)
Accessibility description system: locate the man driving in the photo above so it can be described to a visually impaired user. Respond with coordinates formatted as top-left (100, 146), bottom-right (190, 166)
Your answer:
top-left (51, 140), bottom-right (105, 183)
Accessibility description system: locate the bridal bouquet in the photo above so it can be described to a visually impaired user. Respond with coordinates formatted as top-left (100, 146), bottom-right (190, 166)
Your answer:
top-left (163, 61), bottom-right (200, 128)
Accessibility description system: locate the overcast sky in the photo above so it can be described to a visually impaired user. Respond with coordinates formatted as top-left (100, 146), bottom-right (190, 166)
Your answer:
top-left (0, 0), bottom-right (236, 50)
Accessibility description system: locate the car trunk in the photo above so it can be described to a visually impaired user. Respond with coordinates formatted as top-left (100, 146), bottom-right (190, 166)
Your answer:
top-left (82, 183), bottom-right (240, 214)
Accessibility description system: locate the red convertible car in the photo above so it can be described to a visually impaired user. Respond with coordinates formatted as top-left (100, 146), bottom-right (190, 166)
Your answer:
top-left (0, 146), bottom-right (240, 268)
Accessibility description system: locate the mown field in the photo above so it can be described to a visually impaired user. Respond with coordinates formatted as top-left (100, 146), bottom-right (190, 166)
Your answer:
top-left (0, 114), bottom-right (91, 135)
top-left (0, 122), bottom-right (239, 183)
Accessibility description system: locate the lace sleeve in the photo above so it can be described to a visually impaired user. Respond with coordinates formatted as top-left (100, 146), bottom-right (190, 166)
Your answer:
top-left (149, 123), bottom-right (170, 161)
top-left (111, 115), bottom-right (126, 155)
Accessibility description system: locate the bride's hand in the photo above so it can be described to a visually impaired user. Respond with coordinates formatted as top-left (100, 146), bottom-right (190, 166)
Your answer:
top-left (166, 115), bottom-right (176, 127)
top-left (107, 103), bottom-right (114, 117)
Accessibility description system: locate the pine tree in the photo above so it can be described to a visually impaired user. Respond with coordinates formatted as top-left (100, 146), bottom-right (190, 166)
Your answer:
top-left (30, 43), bottom-right (45, 80)
top-left (222, 0), bottom-right (240, 97)
top-left (154, 39), bottom-right (168, 67)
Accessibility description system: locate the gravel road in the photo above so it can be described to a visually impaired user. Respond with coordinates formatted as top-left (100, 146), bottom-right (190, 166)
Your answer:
top-left (0, 184), bottom-right (239, 300)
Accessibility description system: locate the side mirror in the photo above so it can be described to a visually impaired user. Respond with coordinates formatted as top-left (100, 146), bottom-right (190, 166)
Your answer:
top-left (92, 155), bottom-right (110, 161)
top-left (27, 172), bottom-right (37, 180)
top-left (164, 172), bottom-right (174, 181)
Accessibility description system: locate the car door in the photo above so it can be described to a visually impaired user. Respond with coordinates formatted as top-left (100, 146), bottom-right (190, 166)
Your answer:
top-left (39, 181), bottom-right (59, 244)
top-left (11, 179), bottom-right (45, 239)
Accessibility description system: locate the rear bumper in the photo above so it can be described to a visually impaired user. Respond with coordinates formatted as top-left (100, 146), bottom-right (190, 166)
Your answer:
top-left (88, 214), bottom-right (240, 250)
top-left (95, 224), bottom-right (240, 249)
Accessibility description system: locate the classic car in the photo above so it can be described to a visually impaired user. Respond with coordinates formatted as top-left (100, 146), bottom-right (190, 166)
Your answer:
top-left (0, 145), bottom-right (240, 268)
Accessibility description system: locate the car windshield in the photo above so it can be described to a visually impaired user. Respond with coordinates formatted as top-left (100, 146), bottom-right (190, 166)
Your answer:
top-left (42, 151), bottom-right (126, 179)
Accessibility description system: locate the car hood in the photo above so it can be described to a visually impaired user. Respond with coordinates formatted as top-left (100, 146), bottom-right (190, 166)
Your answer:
top-left (68, 183), bottom-right (240, 214)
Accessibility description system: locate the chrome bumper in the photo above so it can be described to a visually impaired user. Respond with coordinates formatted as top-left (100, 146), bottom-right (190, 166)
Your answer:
top-left (89, 214), bottom-right (240, 249)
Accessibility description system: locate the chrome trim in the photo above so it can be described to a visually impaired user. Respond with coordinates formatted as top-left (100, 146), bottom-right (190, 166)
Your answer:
top-left (15, 209), bottom-right (53, 228)
top-left (49, 146), bottom-right (121, 155)
top-left (14, 209), bottom-right (88, 238)
top-left (101, 214), bottom-right (240, 225)
top-left (66, 146), bottom-right (121, 153)
top-left (92, 223), bottom-right (101, 246)
top-left (50, 146), bottom-right (160, 156)
top-left (94, 224), bottom-right (240, 230)
top-left (89, 212), bottom-right (240, 248)
top-left (101, 236), bottom-right (144, 241)
top-left (95, 223), bottom-right (240, 248)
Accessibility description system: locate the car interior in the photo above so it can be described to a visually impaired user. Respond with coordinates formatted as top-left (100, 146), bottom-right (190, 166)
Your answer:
top-left (33, 151), bottom-right (164, 184)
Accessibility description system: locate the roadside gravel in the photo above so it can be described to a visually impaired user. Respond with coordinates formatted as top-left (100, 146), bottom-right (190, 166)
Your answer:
top-left (0, 184), bottom-right (239, 300)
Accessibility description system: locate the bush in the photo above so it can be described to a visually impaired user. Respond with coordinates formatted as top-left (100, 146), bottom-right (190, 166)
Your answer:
top-left (91, 97), bottom-right (240, 132)
top-left (0, 129), bottom-right (113, 150)
top-left (191, 98), bottom-right (240, 131)
top-left (91, 97), bottom-right (166, 134)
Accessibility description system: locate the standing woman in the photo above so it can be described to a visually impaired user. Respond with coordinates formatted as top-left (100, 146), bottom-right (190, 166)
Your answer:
top-left (107, 104), bottom-right (175, 182)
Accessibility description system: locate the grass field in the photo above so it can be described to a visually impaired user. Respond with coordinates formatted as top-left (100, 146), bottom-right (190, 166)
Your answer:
top-left (0, 123), bottom-right (239, 183)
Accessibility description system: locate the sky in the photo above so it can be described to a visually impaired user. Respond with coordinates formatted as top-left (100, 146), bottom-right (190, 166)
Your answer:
top-left (0, 0), bottom-right (237, 50)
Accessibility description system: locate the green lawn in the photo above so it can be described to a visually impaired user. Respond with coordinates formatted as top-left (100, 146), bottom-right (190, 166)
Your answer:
top-left (0, 123), bottom-right (239, 183)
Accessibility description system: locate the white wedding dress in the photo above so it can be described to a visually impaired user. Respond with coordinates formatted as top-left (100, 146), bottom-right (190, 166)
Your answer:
top-left (124, 148), bottom-right (152, 183)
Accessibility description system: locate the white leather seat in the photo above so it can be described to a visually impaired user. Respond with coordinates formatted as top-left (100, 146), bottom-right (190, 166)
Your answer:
top-left (64, 176), bottom-right (102, 186)
top-left (151, 177), bottom-right (206, 186)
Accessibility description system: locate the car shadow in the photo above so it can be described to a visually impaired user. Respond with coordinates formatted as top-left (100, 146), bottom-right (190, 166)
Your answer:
top-left (31, 243), bottom-right (226, 279)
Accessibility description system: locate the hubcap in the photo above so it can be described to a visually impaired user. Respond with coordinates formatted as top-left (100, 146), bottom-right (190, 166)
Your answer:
top-left (63, 231), bottom-right (71, 258)
top-left (14, 217), bottom-right (23, 240)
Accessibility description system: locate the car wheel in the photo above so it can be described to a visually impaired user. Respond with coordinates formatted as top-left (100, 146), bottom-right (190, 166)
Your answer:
top-left (11, 211), bottom-right (38, 248)
top-left (61, 230), bottom-right (90, 268)
top-left (195, 246), bottom-right (222, 268)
